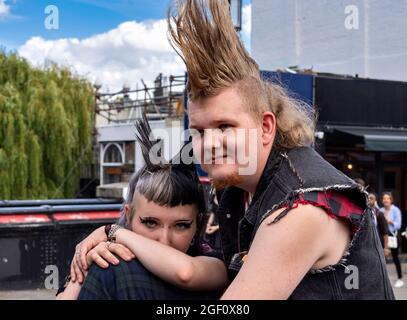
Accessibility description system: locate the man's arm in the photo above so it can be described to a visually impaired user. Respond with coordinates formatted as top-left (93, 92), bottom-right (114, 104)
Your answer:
top-left (377, 212), bottom-right (390, 255)
top-left (71, 226), bottom-right (135, 283)
top-left (221, 204), bottom-right (351, 299)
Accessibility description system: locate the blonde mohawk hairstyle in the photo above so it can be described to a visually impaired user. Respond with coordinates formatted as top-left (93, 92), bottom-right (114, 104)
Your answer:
top-left (168, 0), bottom-right (316, 149)
top-left (168, 0), bottom-right (259, 100)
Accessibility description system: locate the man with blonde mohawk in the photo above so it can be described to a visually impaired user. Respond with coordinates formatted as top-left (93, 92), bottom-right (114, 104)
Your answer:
top-left (69, 0), bottom-right (395, 300)
top-left (168, 0), bottom-right (394, 299)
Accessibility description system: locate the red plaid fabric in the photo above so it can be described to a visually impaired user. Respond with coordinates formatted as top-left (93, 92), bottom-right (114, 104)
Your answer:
top-left (286, 190), bottom-right (365, 234)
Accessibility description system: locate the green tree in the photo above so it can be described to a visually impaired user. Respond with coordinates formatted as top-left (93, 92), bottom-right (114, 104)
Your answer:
top-left (0, 51), bottom-right (95, 199)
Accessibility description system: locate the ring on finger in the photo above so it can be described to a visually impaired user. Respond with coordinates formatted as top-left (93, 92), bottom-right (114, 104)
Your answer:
top-left (106, 241), bottom-right (112, 249)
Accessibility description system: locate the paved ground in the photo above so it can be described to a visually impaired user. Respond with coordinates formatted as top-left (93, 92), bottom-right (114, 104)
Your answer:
top-left (1, 260), bottom-right (407, 300)
top-left (0, 289), bottom-right (57, 300)
top-left (386, 257), bottom-right (407, 300)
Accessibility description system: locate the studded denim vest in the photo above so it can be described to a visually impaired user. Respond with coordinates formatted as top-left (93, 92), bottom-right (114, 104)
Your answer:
top-left (217, 147), bottom-right (395, 299)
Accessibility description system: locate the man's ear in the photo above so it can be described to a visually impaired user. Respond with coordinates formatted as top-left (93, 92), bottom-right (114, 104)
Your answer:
top-left (261, 111), bottom-right (276, 145)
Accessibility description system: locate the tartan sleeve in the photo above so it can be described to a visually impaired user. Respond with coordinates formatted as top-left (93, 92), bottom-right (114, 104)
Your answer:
top-left (77, 264), bottom-right (115, 300)
top-left (298, 190), bottom-right (365, 234)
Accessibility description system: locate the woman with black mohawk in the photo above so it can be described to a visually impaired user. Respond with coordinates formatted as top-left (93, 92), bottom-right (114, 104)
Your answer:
top-left (57, 114), bottom-right (228, 299)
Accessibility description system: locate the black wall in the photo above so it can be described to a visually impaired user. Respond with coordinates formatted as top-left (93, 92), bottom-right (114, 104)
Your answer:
top-left (316, 76), bottom-right (407, 127)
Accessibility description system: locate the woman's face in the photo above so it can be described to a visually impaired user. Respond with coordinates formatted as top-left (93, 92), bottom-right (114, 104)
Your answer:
top-left (382, 194), bottom-right (392, 207)
top-left (126, 192), bottom-right (198, 253)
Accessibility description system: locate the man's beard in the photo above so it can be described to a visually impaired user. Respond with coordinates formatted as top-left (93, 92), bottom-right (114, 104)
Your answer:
top-left (210, 172), bottom-right (243, 190)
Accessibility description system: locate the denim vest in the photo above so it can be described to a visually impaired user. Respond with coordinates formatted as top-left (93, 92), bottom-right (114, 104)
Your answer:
top-left (217, 147), bottom-right (395, 299)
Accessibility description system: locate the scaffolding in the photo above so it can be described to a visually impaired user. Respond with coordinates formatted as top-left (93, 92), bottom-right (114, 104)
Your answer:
top-left (94, 74), bottom-right (186, 124)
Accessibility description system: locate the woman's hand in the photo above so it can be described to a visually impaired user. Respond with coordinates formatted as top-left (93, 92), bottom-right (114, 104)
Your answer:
top-left (86, 241), bottom-right (135, 269)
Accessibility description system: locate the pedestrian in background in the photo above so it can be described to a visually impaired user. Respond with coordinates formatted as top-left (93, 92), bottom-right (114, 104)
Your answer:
top-left (381, 192), bottom-right (404, 288)
top-left (368, 192), bottom-right (389, 256)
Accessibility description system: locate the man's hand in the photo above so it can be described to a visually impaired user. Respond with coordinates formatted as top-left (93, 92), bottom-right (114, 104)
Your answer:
top-left (70, 226), bottom-right (107, 284)
top-left (70, 227), bottom-right (136, 283)
top-left (86, 242), bottom-right (135, 268)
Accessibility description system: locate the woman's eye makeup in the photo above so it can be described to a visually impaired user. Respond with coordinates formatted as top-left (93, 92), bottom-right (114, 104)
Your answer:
top-left (139, 217), bottom-right (158, 228)
top-left (175, 221), bottom-right (193, 230)
top-left (139, 217), bottom-right (194, 230)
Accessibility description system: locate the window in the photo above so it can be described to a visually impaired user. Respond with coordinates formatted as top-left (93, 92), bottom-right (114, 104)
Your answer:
top-left (104, 144), bottom-right (123, 164)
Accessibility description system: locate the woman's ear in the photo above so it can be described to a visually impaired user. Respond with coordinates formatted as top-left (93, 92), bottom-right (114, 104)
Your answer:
top-left (124, 204), bottom-right (131, 225)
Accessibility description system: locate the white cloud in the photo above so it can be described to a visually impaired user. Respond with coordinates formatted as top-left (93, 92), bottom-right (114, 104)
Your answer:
top-left (242, 4), bottom-right (251, 38)
top-left (18, 19), bottom-right (186, 92)
top-left (241, 4), bottom-right (251, 52)
top-left (0, 0), bottom-right (10, 17)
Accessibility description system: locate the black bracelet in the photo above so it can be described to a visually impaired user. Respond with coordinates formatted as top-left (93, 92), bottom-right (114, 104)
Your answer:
top-left (104, 224), bottom-right (112, 239)
top-left (107, 224), bottom-right (122, 243)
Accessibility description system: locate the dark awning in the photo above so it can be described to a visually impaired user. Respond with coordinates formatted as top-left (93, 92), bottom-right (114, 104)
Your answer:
top-left (326, 126), bottom-right (407, 152)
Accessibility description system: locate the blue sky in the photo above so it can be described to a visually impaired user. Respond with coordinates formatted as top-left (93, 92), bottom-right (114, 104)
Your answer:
top-left (0, 0), bottom-right (251, 91)
top-left (0, 0), bottom-right (251, 50)
top-left (1, 0), bottom-right (172, 49)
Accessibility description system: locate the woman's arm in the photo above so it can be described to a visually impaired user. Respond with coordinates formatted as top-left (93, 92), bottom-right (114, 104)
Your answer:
top-left (56, 280), bottom-right (82, 300)
top-left (220, 204), bottom-right (350, 299)
top-left (111, 228), bottom-right (228, 291)
top-left (393, 207), bottom-right (402, 230)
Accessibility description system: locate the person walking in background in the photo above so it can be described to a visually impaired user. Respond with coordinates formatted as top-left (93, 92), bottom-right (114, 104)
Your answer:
top-left (204, 188), bottom-right (221, 250)
top-left (368, 193), bottom-right (389, 256)
top-left (380, 192), bottom-right (404, 288)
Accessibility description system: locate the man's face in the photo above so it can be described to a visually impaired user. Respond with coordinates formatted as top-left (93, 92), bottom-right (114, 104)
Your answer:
top-left (188, 86), bottom-right (264, 188)
top-left (368, 194), bottom-right (376, 207)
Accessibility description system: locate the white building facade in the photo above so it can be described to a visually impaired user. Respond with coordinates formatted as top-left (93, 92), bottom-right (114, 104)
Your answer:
top-left (252, 0), bottom-right (407, 81)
